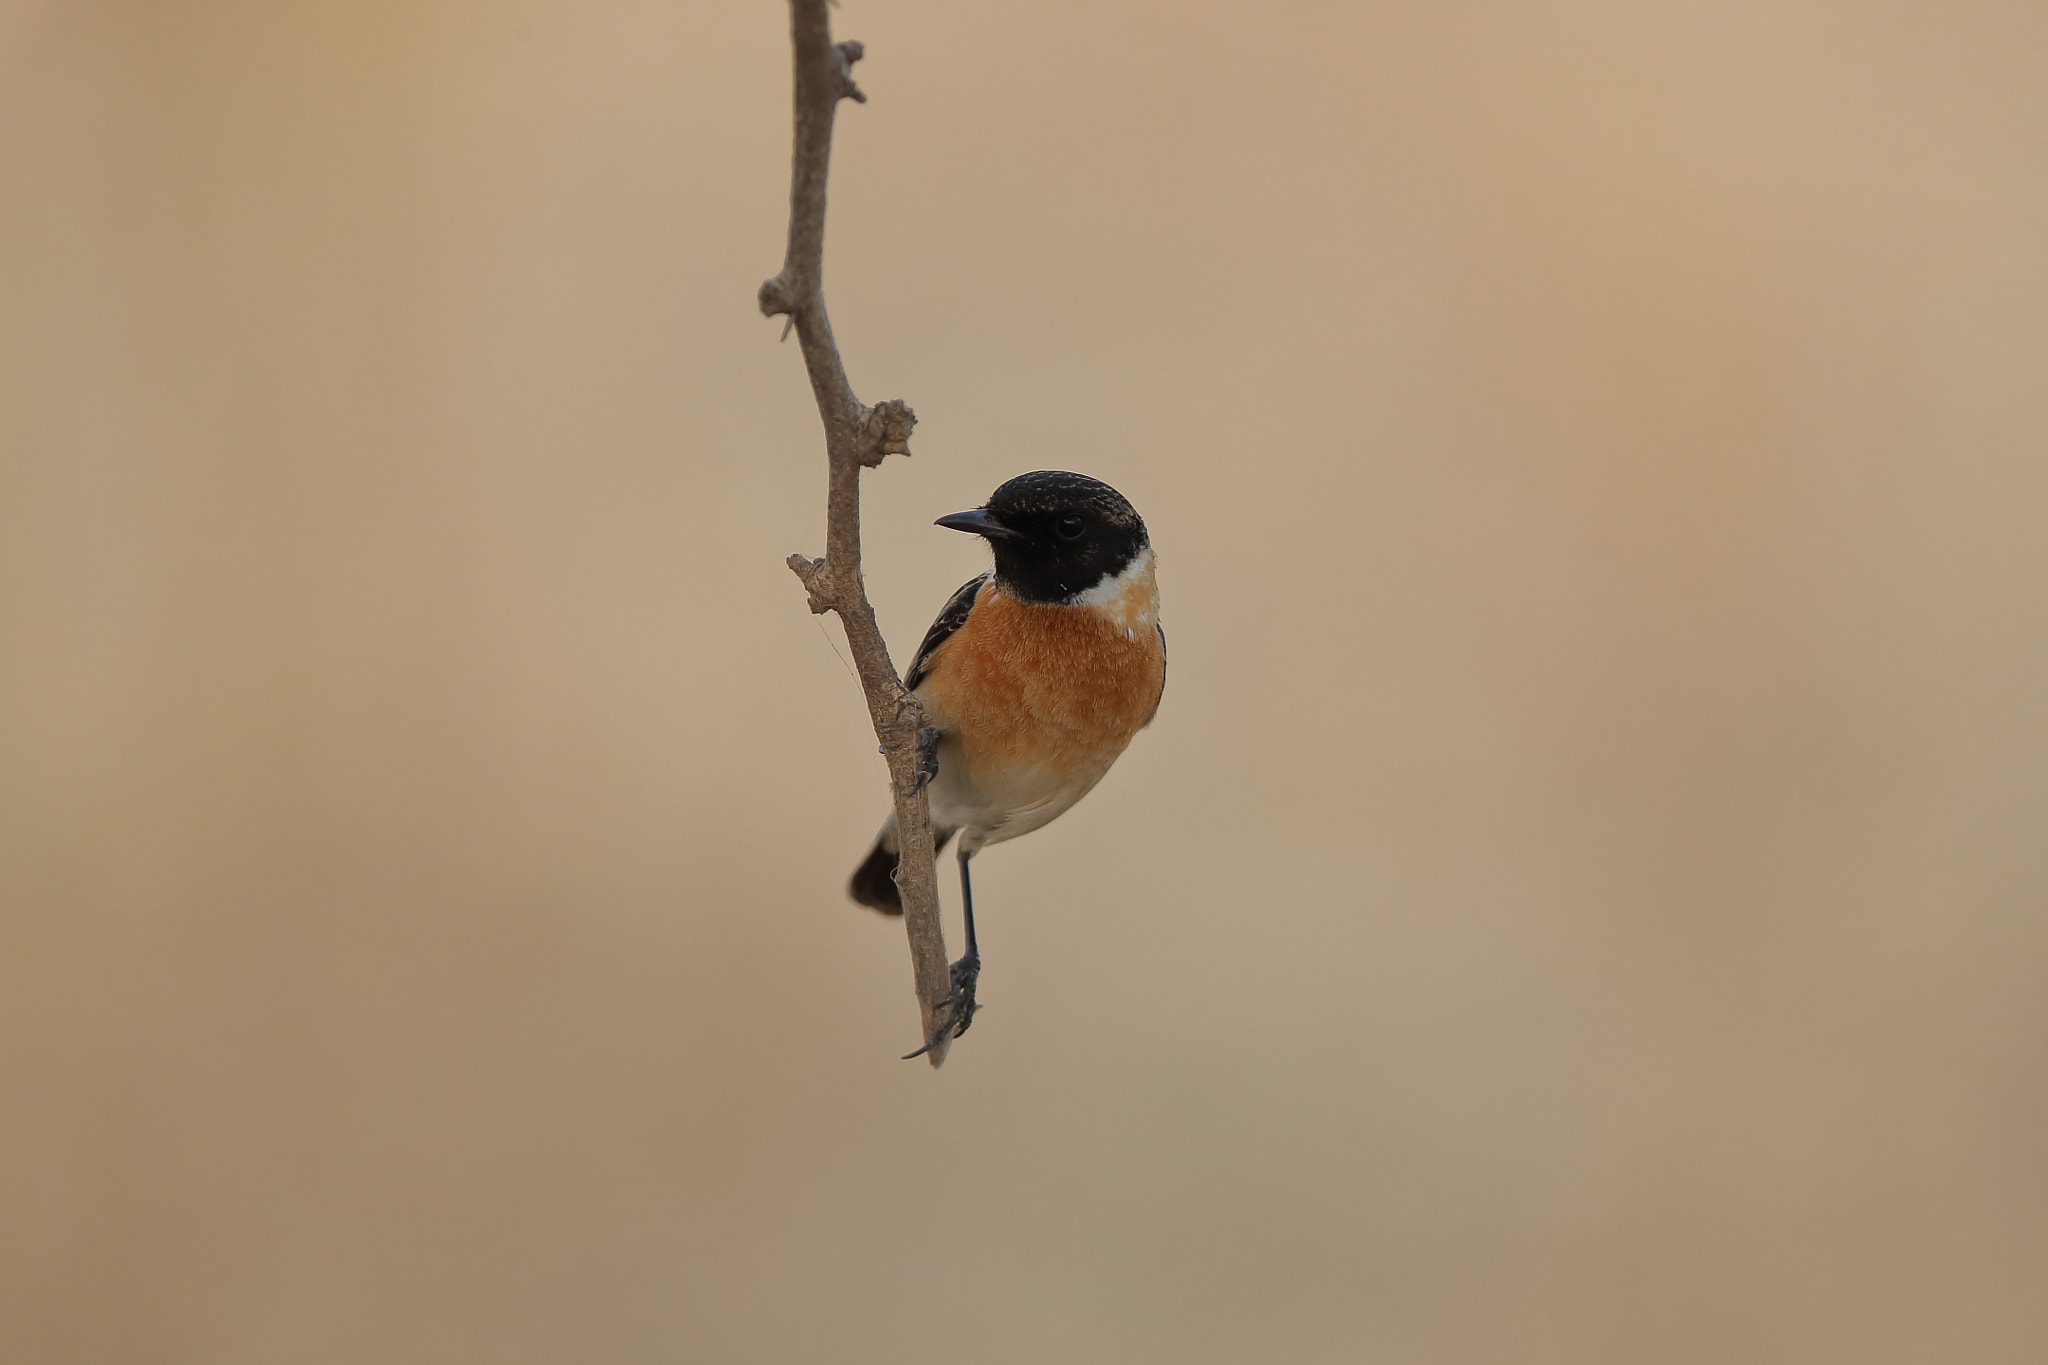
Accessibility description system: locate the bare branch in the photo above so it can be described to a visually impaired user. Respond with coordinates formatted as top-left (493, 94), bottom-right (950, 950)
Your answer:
top-left (761, 0), bottom-right (955, 1065)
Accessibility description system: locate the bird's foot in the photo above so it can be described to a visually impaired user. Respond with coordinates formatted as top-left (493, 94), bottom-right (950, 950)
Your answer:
top-left (911, 726), bottom-right (942, 795)
top-left (902, 952), bottom-right (981, 1060)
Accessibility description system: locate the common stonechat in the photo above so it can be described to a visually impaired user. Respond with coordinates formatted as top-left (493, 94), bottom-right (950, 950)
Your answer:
top-left (849, 470), bottom-right (1165, 1056)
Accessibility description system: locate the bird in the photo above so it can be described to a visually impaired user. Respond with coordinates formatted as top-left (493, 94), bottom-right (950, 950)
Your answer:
top-left (848, 470), bottom-right (1166, 1058)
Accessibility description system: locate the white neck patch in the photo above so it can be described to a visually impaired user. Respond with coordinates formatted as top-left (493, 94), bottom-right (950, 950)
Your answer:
top-left (1066, 546), bottom-right (1155, 610)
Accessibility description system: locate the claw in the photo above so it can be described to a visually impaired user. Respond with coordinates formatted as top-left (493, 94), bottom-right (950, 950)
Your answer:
top-left (901, 953), bottom-right (981, 1060)
top-left (911, 725), bottom-right (942, 795)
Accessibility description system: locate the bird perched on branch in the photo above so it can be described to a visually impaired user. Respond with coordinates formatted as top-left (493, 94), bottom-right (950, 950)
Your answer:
top-left (850, 470), bottom-right (1166, 1058)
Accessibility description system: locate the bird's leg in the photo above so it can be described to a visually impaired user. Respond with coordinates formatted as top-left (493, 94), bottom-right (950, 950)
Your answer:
top-left (902, 842), bottom-right (983, 1060)
top-left (911, 725), bottom-right (942, 794)
top-left (953, 840), bottom-right (982, 1027)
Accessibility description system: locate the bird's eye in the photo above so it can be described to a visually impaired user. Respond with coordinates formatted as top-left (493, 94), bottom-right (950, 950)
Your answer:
top-left (1055, 515), bottom-right (1085, 541)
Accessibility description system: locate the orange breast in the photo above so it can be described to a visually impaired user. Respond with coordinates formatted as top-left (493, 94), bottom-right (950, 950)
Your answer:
top-left (918, 564), bottom-right (1164, 782)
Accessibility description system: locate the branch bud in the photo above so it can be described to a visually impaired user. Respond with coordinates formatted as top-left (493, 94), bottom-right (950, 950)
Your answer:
top-left (855, 398), bottom-right (917, 467)
top-left (833, 40), bottom-right (867, 103)
top-left (786, 553), bottom-right (835, 614)
top-left (758, 275), bottom-right (794, 318)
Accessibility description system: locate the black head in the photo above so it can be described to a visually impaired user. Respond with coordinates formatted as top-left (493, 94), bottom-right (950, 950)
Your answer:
top-left (935, 470), bottom-right (1150, 604)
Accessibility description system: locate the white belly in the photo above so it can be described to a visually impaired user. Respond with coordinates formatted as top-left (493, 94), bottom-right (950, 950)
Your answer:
top-left (925, 732), bottom-right (1110, 851)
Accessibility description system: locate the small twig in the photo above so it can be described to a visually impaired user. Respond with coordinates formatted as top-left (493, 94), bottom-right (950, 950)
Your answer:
top-left (760, 0), bottom-right (954, 1064)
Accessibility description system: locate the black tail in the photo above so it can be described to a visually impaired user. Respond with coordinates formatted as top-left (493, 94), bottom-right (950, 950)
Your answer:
top-left (849, 838), bottom-right (903, 914)
top-left (848, 825), bottom-right (956, 916)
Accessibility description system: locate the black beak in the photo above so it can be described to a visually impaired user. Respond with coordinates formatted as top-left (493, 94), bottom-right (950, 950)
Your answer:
top-left (935, 507), bottom-right (1023, 542)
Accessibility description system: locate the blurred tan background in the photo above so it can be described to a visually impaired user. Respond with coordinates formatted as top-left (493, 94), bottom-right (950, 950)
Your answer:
top-left (4, 1), bottom-right (2046, 1360)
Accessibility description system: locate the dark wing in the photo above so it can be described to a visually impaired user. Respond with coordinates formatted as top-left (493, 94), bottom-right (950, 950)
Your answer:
top-left (1145, 621), bottom-right (1167, 725)
top-left (905, 573), bottom-right (990, 692)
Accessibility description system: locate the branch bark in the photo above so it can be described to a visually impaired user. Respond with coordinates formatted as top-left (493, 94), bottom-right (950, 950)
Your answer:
top-left (759, 0), bottom-right (954, 1065)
